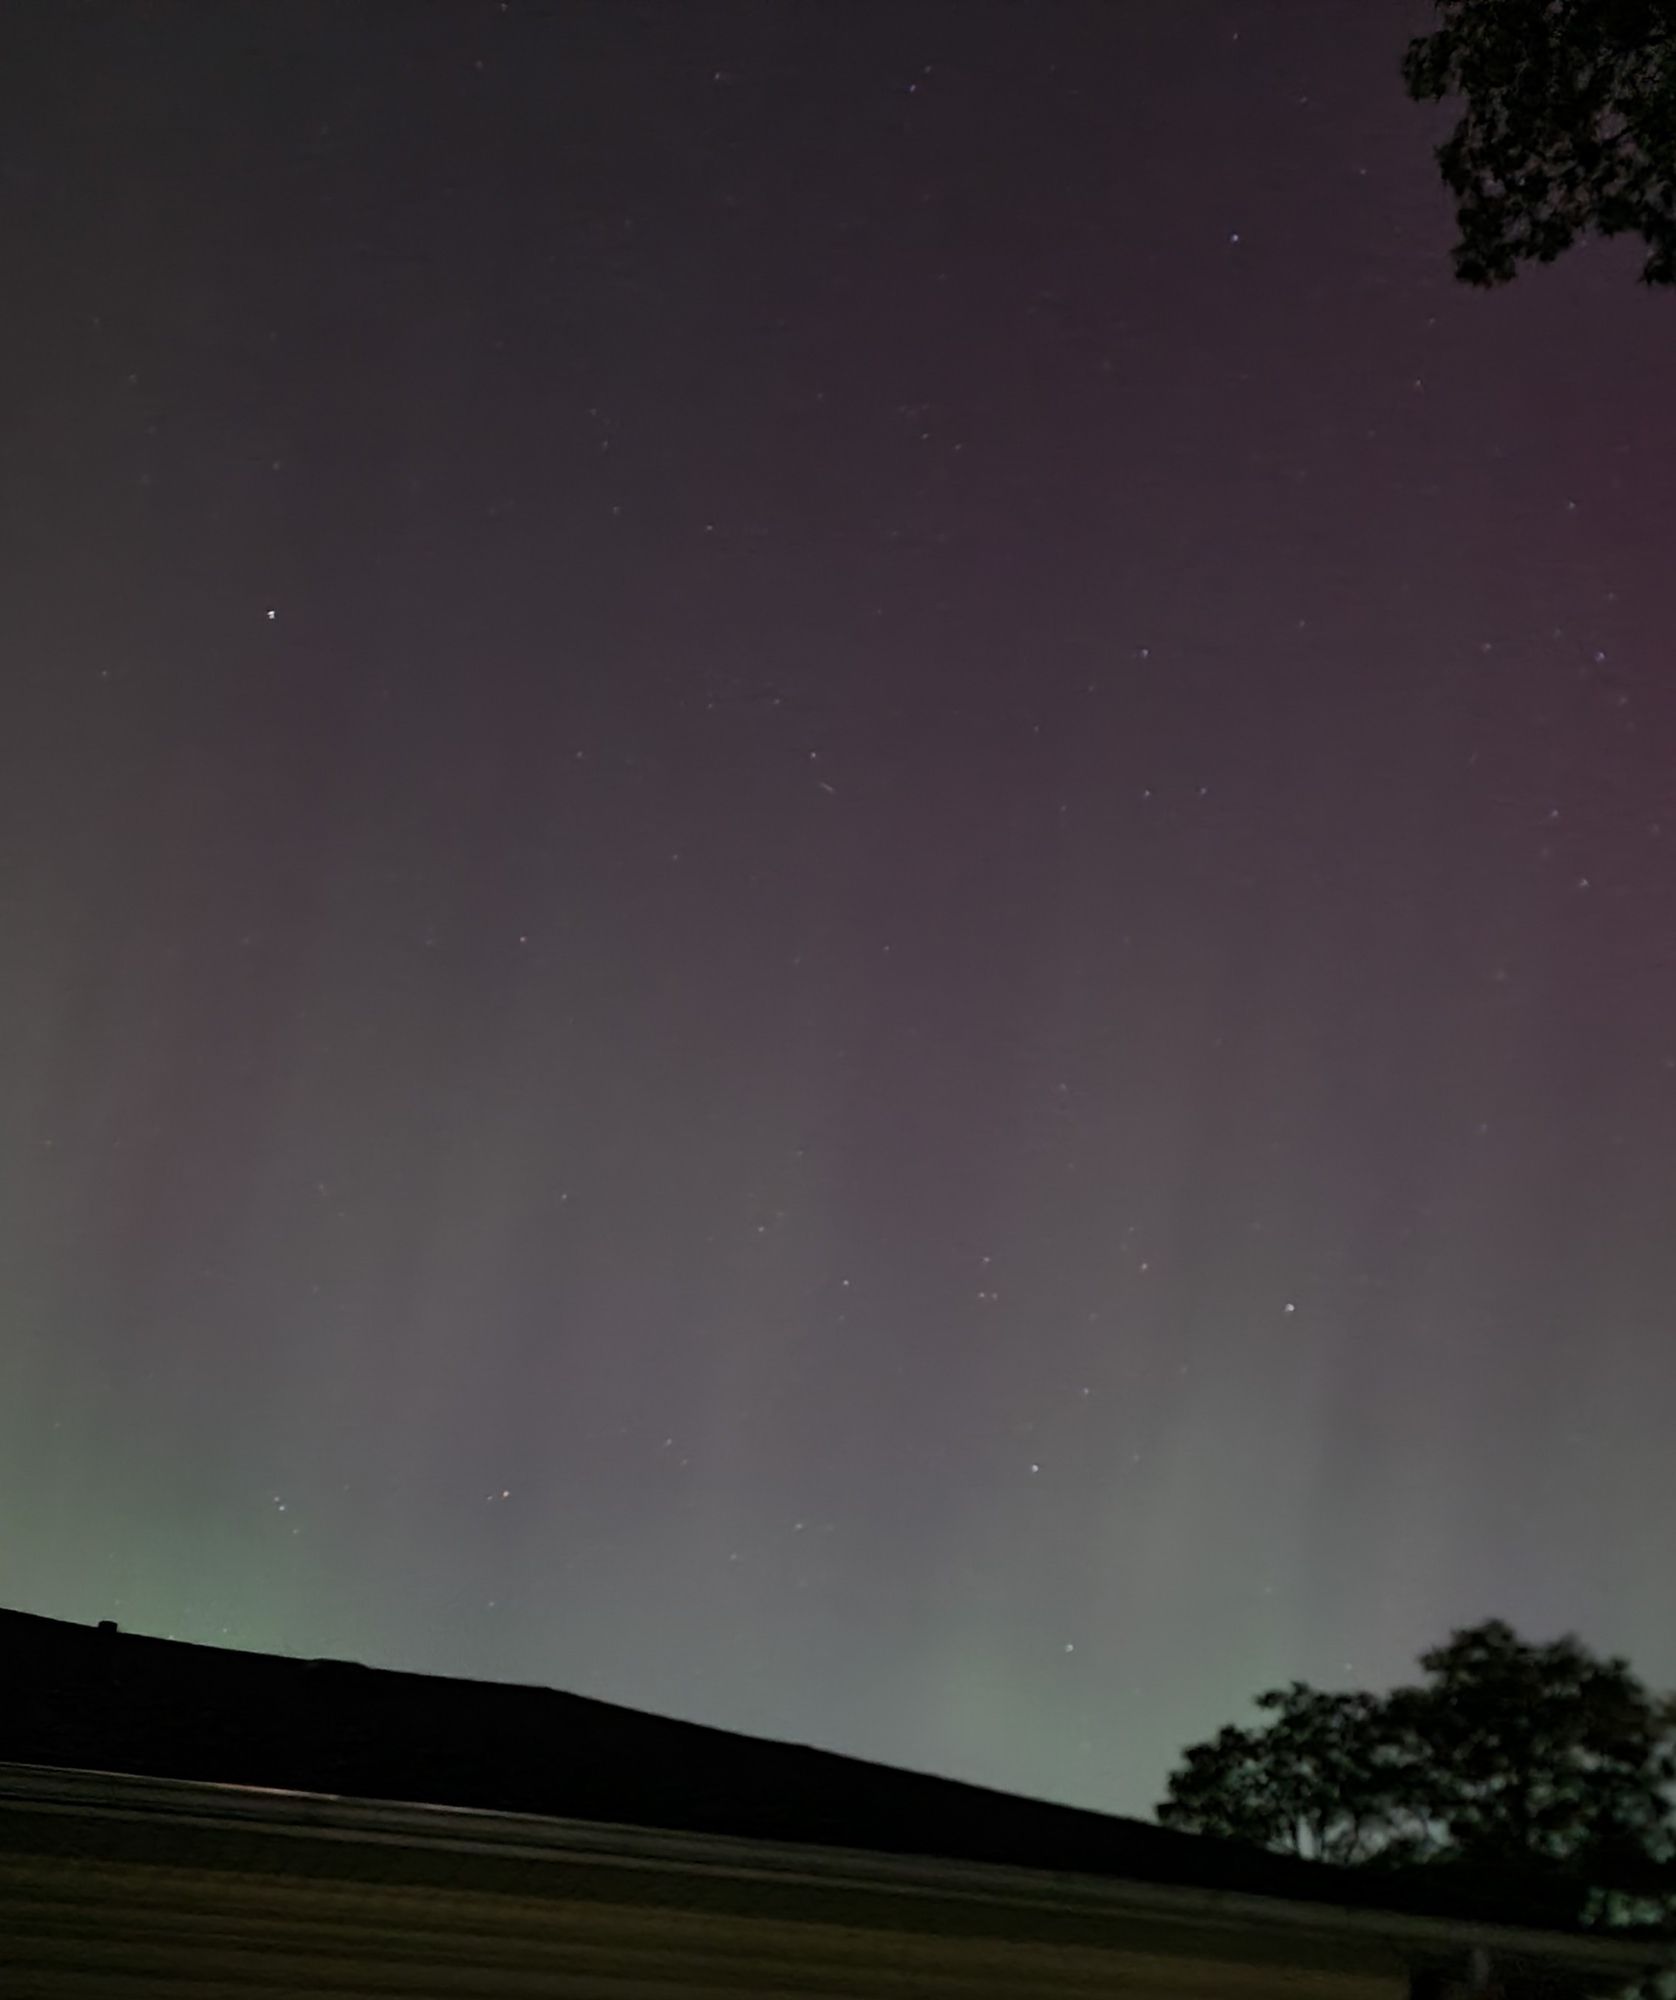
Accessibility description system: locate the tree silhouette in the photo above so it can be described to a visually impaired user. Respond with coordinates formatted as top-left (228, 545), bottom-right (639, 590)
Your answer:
top-left (1402, 1), bottom-right (1676, 285)
top-left (1154, 1682), bottom-right (1435, 1866)
top-left (1159, 1621), bottom-right (1676, 1928)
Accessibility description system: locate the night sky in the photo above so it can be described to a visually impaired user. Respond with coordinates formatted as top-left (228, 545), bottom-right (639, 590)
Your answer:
top-left (5, 0), bottom-right (1676, 1823)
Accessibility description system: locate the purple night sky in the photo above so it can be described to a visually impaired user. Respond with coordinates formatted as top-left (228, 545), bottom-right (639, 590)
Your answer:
top-left (4, 0), bottom-right (1675, 1820)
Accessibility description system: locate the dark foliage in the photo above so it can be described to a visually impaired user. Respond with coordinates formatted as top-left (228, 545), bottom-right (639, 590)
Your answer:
top-left (1158, 1621), bottom-right (1676, 1931)
top-left (1403, 1), bottom-right (1676, 284)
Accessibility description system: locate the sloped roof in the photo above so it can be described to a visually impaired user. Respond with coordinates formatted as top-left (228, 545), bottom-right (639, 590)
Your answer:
top-left (0, 1606), bottom-right (1654, 1946)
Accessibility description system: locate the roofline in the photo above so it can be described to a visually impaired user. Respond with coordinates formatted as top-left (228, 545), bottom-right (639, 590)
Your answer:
top-left (3, 1760), bottom-right (1669, 1982)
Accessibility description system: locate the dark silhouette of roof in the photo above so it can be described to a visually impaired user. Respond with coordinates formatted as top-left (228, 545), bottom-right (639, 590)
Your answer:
top-left (0, 1606), bottom-right (1648, 1942)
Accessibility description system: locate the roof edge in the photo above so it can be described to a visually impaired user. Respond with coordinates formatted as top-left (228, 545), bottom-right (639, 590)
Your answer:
top-left (3, 1759), bottom-right (1670, 1982)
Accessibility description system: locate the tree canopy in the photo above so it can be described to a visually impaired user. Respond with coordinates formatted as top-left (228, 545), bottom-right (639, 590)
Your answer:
top-left (1158, 1621), bottom-right (1676, 1928)
top-left (1403, 1), bottom-right (1676, 285)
